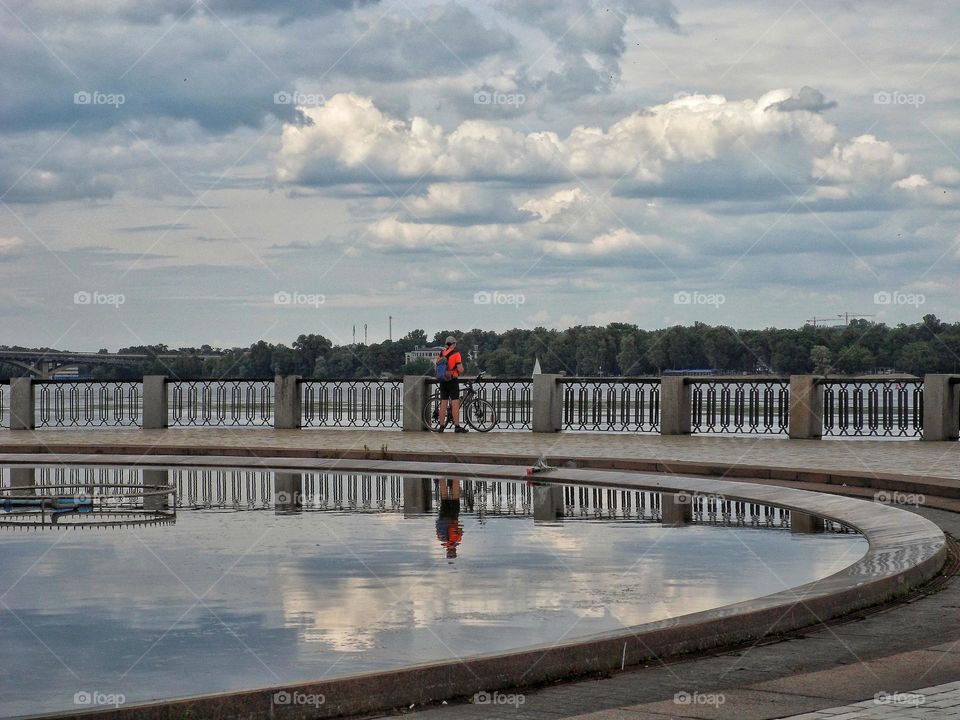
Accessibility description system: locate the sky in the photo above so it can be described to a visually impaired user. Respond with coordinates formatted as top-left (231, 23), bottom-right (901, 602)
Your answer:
top-left (1, 0), bottom-right (958, 350)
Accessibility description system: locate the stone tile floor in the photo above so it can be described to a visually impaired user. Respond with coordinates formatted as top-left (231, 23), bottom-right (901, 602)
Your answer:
top-left (782, 681), bottom-right (960, 718)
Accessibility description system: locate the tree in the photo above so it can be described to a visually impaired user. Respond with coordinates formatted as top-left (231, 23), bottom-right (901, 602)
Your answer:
top-left (810, 345), bottom-right (832, 374)
top-left (897, 342), bottom-right (936, 376)
top-left (832, 346), bottom-right (875, 374)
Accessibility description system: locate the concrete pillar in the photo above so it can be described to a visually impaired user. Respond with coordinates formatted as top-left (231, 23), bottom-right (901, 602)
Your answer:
top-left (10, 467), bottom-right (36, 494)
top-left (532, 483), bottom-right (564, 521)
top-left (142, 376), bottom-right (168, 429)
top-left (274, 375), bottom-right (301, 429)
top-left (274, 472), bottom-right (303, 513)
top-left (142, 468), bottom-right (171, 511)
top-left (660, 376), bottom-right (691, 435)
top-left (791, 511), bottom-right (824, 534)
top-left (9, 377), bottom-right (34, 430)
top-left (532, 374), bottom-right (563, 433)
top-left (403, 477), bottom-right (432, 515)
top-left (922, 375), bottom-right (960, 441)
top-left (662, 492), bottom-right (692, 526)
top-left (789, 375), bottom-right (823, 440)
top-left (402, 375), bottom-right (428, 431)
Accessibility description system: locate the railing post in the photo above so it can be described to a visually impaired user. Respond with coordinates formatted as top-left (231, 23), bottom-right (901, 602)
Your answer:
top-left (274, 374), bottom-right (301, 429)
top-left (660, 376), bottom-right (691, 435)
top-left (532, 374), bottom-right (563, 433)
top-left (402, 375), bottom-right (427, 431)
top-left (9, 377), bottom-right (34, 430)
top-left (142, 375), bottom-right (168, 429)
top-left (662, 492), bottom-right (692, 526)
top-left (789, 375), bottom-right (823, 439)
top-left (922, 374), bottom-right (960, 441)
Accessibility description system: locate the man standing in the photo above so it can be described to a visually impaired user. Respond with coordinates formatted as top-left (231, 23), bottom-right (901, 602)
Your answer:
top-left (436, 335), bottom-right (467, 433)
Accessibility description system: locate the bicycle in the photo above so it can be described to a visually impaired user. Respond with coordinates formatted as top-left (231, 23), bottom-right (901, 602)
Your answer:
top-left (424, 371), bottom-right (498, 433)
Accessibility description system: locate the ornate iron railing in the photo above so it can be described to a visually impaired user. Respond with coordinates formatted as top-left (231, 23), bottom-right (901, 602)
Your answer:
top-left (168, 378), bottom-right (273, 427)
top-left (0, 383), bottom-right (7, 429)
top-left (821, 379), bottom-right (923, 437)
top-left (34, 380), bottom-right (142, 428)
top-left (300, 379), bottom-right (402, 428)
top-left (690, 378), bottom-right (790, 435)
top-left (424, 377), bottom-right (533, 430)
top-left (471, 378), bottom-right (532, 430)
top-left (559, 377), bottom-right (660, 433)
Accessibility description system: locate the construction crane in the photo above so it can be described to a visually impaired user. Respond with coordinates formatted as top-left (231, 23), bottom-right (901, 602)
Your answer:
top-left (837, 312), bottom-right (875, 325)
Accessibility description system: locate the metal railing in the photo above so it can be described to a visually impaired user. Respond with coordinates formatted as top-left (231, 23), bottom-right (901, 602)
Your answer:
top-left (35, 380), bottom-right (142, 428)
top-left (690, 378), bottom-right (790, 435)
top-left (821, 379), bottom-right (923, 437)
top-left (0, 383), bottom-right (7, 429)
top-left (424, 376), bottom-right (533, 430)
top-left (472, 377), bottom-right (532, 430)
top-left (559, 377), bottom-right (660, 433)
top-left (168, 378), bottom-right (273, 427)
top-left (300, 379), bottom-right (402, 429)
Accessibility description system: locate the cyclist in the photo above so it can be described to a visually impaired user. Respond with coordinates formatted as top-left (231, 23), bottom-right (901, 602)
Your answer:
top-left (435, 478), bottom-right (464, 559)
top-left (436, 335), bottom-right (467, 433)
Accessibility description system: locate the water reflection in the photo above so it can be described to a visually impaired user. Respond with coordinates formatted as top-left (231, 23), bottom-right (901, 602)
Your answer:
top-left (0, 465), bottom-right (866, 718)
top-left (436, 478), bottom-right (464, 559)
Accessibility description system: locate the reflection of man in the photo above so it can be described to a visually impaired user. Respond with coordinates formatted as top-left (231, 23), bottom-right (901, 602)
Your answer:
top-left (436, 478), bottom-right (464, 559)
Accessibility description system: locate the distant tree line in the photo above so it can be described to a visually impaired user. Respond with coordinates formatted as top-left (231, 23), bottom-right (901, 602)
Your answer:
top-left (2, 315), bottom-right (959, 380)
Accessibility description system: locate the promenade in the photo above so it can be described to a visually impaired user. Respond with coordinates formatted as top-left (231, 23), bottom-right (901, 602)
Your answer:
top-left (2, 429), bottom-right (960, 719)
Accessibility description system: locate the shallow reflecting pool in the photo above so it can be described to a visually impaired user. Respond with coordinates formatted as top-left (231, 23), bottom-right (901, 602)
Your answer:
top-left (0, 466), bottom-right (867, 717)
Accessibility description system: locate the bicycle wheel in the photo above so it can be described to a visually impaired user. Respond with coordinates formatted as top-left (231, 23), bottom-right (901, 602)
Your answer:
top-left (423, 389), bottom-right (446, 432)
top-left (465, 397), bottom-right (497, 432)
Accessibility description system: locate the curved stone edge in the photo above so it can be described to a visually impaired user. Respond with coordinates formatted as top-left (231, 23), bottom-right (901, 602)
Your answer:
top-left (13, 456), bottom-right (946, 720)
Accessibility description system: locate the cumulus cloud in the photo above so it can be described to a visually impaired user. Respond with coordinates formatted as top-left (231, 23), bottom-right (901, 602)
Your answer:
top-left (0, 236), bottom-right (26, 260)
top-left (277, 89), bottom-right (843, 197)
top-left (767, 86), bottom-right (837, 113)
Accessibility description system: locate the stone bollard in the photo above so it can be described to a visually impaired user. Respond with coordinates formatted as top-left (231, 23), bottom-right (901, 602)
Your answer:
top-left (661, 492), bottom-right (692, 526)
top-left (532, 374), bottom-right (563, 433)
top-left (791, 511), bottom-right (824, 534)
top-left (922, 375), bottom-right (960, 441)
top-left (10, 466), bottom-right (36, 493)
top-left (402, 477), bottom-right (433, 515)
top-left (402, 375), bottom-right (428, 431)
top-left (789, 375), bottom-right (823, 439)
top-left (274, 472), bottom-right (303, 513)
top-left (9, 377), bottom-right (34, 430)
top-left (660, 376), bottom-right (691, 435)
top-left (274, 374), bottom-right (301, 429)
top-left (142, 468), bottom-right (171, 512)
top-left (142, 376), bottom-right (168, 430)
top-left (532, 483), bottom-right (564, 521)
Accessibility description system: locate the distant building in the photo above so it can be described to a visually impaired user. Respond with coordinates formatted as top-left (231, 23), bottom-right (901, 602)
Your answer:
top-left (404, 346), bottom-right (445, 365)
top-left (404, 345), bottom-right (480, 365)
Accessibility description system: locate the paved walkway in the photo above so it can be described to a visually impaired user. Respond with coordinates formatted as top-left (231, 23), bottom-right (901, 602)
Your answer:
top-left (2, 428), bottom-right (960, 481)
top-left (783, 681), bottom-right (960, 718)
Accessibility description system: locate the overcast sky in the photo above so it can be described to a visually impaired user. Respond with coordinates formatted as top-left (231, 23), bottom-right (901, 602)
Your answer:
top-left (2, 0), bottom-right (957, 350)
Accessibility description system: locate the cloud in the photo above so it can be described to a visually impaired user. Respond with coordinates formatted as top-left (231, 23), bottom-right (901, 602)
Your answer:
top-left (277, 89), bottom-right (844, 200)
top-left (767, 86), bottom-right (837, 113)
top-left (0, 236), bottom-right (26, 260)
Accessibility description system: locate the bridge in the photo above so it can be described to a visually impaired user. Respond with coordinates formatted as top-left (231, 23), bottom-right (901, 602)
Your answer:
top-left (0, 350), bottom-right (223, 378)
